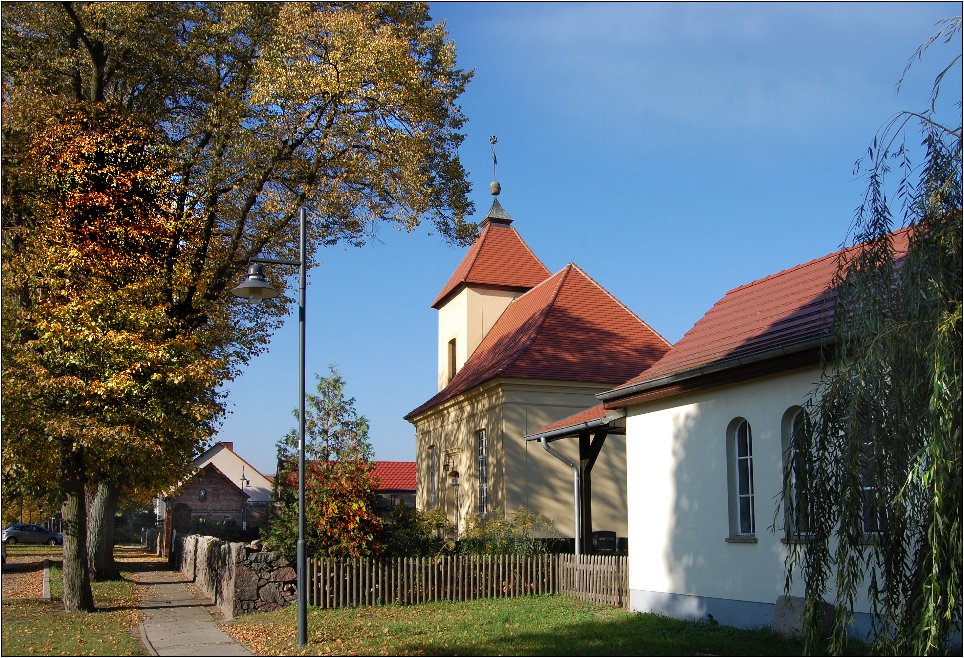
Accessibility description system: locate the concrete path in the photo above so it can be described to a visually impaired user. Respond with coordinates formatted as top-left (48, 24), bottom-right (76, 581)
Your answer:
top-left (136, 569), bottom-right (253, 657)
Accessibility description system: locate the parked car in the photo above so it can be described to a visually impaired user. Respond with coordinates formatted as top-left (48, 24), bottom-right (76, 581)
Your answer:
top-left (2, 523), bottom-right (63, 545)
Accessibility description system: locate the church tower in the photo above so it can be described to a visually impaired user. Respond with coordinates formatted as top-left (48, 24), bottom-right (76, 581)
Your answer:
top-left (430, 176), bottom-right (550, 391)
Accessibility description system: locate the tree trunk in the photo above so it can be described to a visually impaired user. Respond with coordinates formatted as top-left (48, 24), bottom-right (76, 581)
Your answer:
top-left (87, 479), bottom-right (120, 581)
top-left (61, 455), bottom-right (95, 612)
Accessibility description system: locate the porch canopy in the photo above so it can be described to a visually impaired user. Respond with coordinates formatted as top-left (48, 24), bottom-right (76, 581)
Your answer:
top-left (525, 404), bottom-right (626, 555)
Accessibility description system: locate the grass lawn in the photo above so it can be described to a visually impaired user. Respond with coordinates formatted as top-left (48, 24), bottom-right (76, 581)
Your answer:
top-left (1, 545), bottom-right (144, 656)
top-left (226, 594), bottom-right (806, 656)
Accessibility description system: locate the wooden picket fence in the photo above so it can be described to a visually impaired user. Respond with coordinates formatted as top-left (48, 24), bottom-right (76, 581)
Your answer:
top-left (306, 553), bottom-right (627, 609)
top-left (557, 554), bottom-right (628, 607)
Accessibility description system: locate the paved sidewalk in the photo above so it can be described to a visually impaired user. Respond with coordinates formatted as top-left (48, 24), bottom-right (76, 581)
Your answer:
top-left (136, 569), bottom-right (253, 656)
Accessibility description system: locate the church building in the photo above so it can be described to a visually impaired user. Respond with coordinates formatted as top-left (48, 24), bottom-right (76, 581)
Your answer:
top-left (405, 183), bottom-right (670, 543)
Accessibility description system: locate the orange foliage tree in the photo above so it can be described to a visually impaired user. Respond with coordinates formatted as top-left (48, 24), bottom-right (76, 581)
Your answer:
top-left (264, 368), bottom-right (382, 560)
top-left (2, 106), bottom-right (224, 609)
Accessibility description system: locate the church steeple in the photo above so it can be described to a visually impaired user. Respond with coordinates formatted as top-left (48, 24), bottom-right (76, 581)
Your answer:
top-left (431, 138), bottom-right (551, 390)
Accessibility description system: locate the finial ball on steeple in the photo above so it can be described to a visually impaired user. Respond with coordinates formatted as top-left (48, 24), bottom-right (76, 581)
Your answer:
top-left (489, 180), bottom-right (501, 196)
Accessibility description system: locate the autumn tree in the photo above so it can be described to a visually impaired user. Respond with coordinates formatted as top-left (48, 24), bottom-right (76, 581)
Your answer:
top-left (264, 368), bottom-right (382, 560)
top-left (2, 105), bottom-right (224, 609)
top-left (784, 19), bottom-right (962, 655)
top-left (3, 1), bottom-right (474, 603)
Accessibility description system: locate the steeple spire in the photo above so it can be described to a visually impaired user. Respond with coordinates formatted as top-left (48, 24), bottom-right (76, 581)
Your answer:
top-left (482, 135), bottom-right (512, 226)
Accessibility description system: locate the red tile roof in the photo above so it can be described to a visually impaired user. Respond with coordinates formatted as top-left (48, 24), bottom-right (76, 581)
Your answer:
top-left (525, 404), bottom-right (628, 442)
top-left (371, 461), bottom-right (416, 491)
top-left (536, 404), bottom-right (610, 434)
top-left (408, 263), bottom-right (671, 419)
top-left (604, 228), bottom-right (912, 400)
top-left (431, 221), bottom-right (552, 308)
top-left (282, 460), bottom-right (416, 492)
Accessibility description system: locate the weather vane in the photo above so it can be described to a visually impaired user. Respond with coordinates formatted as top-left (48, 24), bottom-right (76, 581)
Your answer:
top-left (489, 135), bottom-right (500, 196)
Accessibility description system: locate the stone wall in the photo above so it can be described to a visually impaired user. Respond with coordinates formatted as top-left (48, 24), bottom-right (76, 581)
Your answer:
top-left (175, 535), bottom-right (296, 619)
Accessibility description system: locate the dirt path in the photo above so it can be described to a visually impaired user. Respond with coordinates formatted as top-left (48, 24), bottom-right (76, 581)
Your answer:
top-left (1, 552), bottom-right (49, 600)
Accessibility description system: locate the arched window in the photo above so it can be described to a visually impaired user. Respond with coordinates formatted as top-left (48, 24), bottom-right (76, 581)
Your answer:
top-left (726, 418), bottom-right (755, 538)
top-left (782, 407), bottom-right (812, 539)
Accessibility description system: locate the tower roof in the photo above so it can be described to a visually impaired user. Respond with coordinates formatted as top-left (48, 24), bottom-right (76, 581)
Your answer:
top-left (409, 263), bottom-right (671, 419)
top-left (431, 218), bottom-right (551, 308)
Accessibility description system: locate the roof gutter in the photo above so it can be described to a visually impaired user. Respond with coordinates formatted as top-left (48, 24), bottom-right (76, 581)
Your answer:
top-left (525, 409), bottom-right (626, 443)
top-left (598, 336), bottom-right (829, 404)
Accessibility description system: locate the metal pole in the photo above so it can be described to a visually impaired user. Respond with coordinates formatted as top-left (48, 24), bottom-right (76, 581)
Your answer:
top-left (540, 438), bottom-right (581, 556)
top-left (296, 207), bottom-right (308, 648)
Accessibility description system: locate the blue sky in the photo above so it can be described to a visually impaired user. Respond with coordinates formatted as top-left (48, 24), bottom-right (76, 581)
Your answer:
top-left (216, 2), bottom-right (962, 476)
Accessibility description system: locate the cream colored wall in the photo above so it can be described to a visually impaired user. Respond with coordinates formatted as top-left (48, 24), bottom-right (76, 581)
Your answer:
top-left (196, 445), bottom-right (273, 503)
top-left (437, 288), bottom-right (469, 391)
top-left (625, 366), bottom-right (873, 613)
top-left (503, 382), bottom-right (628, 538)
top-left (413, 383), bottom-right (505, 535)
top-left (436, 287), bottom-right (520, 391)
top-left (411, 379), bottom-right (628, 539)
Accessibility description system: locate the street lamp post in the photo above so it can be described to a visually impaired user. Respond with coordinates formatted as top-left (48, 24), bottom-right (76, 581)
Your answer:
top-left (231, 207), bottom-right (308, 648)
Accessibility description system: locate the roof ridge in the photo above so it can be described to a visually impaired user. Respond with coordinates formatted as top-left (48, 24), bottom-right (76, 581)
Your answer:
top-left (505, 223), bottom-right (552, 279)
top-left (496, 263), bottom-right (572, 375)
top-left (566, 262), bottom-right (673, 348)
top-left (726, 250), bottom-right (840, 297)
top-left (725, 226), bottom-right (914, 297)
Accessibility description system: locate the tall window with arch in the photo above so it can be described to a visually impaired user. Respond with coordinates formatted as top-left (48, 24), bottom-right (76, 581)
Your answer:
top-left (726, 418), bottom-right (756, 538)
top-left (783, 407), bottom-right (812, 538)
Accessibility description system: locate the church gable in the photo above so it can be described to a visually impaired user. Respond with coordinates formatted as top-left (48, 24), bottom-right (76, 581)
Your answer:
top-left (408, 263), bottom-right (670, 420)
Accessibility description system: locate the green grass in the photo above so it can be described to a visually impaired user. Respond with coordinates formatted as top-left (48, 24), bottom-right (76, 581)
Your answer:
top-left (1, 547), bottom-right (145, 656)
top-left (226, 594), bottom-right (806, 656)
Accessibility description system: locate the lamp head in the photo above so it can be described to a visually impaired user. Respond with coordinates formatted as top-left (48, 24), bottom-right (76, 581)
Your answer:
top-left (231, 263), bottom-right (280, 302)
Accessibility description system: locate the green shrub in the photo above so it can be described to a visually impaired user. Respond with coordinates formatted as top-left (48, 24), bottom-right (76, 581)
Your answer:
top-left (378, 505), bottom-right (453, 557)
top-left (458, 507), bottom-right (560, 555)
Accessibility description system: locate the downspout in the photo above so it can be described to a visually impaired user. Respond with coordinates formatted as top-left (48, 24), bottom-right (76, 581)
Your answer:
top-left (540, 437), bottom-right (581, 556)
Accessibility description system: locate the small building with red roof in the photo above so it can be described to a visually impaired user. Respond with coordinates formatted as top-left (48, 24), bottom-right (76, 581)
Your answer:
top-left (406, 186), bottom-right (670, 539)
top-left (371, 461), bottom-right (417, 510)
top-left (526, 230), bottom-right (912, 637)
top-left (155, 441), bottom-right (274, 554)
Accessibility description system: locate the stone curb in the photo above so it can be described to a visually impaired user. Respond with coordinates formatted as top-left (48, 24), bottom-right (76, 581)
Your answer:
top-left (41, 559), bottom-right (51, 600)
top-left (139, 621), bottom-right (160, 656)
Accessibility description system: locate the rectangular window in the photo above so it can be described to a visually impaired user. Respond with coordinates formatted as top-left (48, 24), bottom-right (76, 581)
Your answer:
top-left (735, 420), bottom-right (755, 535)
top-left (447, 339), bottom-right (457, 384)
top-left (477, 429), bottom-right (488, 516)
top-left (428, 445), bottom-right (438, 507)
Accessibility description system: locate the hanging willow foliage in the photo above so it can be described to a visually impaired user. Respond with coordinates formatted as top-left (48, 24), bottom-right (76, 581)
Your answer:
top-left (784, 20), bottom-right (962, 656)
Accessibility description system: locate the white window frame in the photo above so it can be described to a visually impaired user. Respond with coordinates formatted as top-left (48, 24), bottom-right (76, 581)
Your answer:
top-left (477, 429), bottom-right (488, 516)
top-left (725, 418), bottom-right (756, 540)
